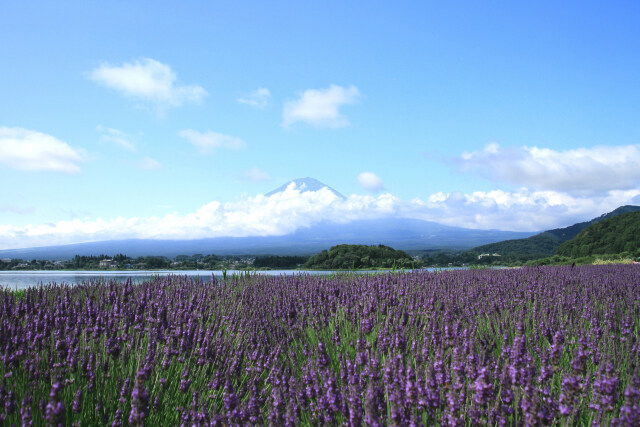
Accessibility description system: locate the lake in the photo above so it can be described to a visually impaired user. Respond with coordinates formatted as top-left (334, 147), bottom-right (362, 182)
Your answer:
top-left (0, 269), bottom-right (428, 290)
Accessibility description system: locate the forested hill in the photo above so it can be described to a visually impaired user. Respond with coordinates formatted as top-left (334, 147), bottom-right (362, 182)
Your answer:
top-left (556, 211), bottom-right (640, 257)
top-left (545, 205), bottom-right (640, 240)
top-left (304, 244), bottom-right (418, 269)
top-left (465, 205), bottom-right (640, 260)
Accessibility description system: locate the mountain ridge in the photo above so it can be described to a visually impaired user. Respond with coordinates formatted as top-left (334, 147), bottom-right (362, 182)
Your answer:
top-left (556, 210), bottom-right (640, 257)
top-left (0, 217), bottom-right (535, 260)
top-left (15, 178), bottom-right (633, 260)
top-left (466, 205), bottom-right (640, 259)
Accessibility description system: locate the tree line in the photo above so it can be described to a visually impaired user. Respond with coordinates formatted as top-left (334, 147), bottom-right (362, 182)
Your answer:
top-left (303, 244), bottom-right (419, 269)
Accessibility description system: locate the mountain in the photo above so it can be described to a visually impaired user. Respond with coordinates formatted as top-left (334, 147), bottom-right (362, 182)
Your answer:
top-left (0, 178), bottom-right (541, 260)
top-left (0, 218), bottom-right (535, 260)
top-left (466, 205), bottom-right (640, 260)
top-left (265, 177), bottom-right (346, 199)
top-left (556, 211), bottom-right (640, 257)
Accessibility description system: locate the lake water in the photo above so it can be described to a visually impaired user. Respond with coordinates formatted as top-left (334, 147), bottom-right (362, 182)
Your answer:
top-left (0, 269), bottom-right (420, 290)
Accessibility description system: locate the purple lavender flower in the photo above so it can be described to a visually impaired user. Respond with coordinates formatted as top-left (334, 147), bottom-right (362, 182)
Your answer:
top-left (559, 374), bottom-right (583, 418)
top-left (473, 367), bottom-right (493, 406)
top-left (616, 375), bottom-right (640, 425)
top-left (364, 381), bottom-right (382, 427)
top-left (179, 369), bottom-right (192, 393)
top-left (128, 370), bottom-right (149, 426)
top-left (45, 382), bottom-right (65, 427)
top-left (112, 408), bottom-right (123, 427)
top-left (20, 396), bottom-right (33, 426)
top-left (72, 388), bottom-right (82, 414)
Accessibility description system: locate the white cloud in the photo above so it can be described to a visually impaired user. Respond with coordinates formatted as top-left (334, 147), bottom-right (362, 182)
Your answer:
top-left (242, 167), bottom-right (270, 182)
top-left (237, 87), bottom-right (271, 108)
top-left (97, 126), bottom-right (136, 151)
top-left (357, 172), bottom-right (384, 192)
top-left (178, 129), bottom-right (245, 153)
top-left (282, 84), bottom-right (360, 128)
top-left (459, 143), bottom-right (640, 195)
top-left (89, 58), bottom-right (207, 109)
top-left (0, 127), bottom-right (83, 173)
top-left (413, 189), bottom-right (589, 231)
top-left (2, 182), bottom-right (639, 249)
top-left (138, 157), bottom-right (162, 171)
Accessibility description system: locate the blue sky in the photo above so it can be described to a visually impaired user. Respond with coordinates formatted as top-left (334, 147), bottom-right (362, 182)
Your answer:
top-left (2, 1), bottom-right (640, 249)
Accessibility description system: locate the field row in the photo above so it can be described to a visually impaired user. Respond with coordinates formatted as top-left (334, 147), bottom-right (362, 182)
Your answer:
top-left (1, 266), bottom-right (639, 425)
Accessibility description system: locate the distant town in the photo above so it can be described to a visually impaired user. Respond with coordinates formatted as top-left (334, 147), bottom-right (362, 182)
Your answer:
top-left (0, 254), bottom-right (262, 271)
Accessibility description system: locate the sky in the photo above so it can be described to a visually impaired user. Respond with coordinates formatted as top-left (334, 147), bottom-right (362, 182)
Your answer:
top-left (2, 1), bottom-right (640, 249)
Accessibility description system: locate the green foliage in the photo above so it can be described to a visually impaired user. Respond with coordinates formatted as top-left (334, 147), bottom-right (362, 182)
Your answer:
top-left (136, 256), bottom-right (171, 269)
top-left (557, 211), bottom-right (640, 258)
top-left (525, 252), bottom-right (639, 267)
top-left (2, 287), bottom-right (26, 299)
top-left (304, 244), bottom-right (418, 269)
top-left (253, 255), bottom-right (309, 269)
top-left (592, 256), bottom-right (635, 265)
top-left (467, 232), bottom-right (561, 259)
top-left (465, 205), bottom-right (640, 262)
top-left (525, 255), bottom-right (589, 266)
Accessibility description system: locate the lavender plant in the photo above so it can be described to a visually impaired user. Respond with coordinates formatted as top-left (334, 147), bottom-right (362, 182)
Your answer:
top-left (0, 266), bottom-right (638, 425)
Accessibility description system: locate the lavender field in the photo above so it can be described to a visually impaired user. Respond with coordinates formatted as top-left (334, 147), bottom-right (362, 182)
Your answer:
top-left (1, 266), bottom-right (639, 425)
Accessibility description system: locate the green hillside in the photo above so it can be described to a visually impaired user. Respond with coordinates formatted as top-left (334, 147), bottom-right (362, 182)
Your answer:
top-left (466, 232), bottom-right (560, 258)
top-left (304, 244), bottom-right (418, 269)
top-left (556, 211), bottom-right (640, 258)
top-left (466, 205), bottom-right (640, 260)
